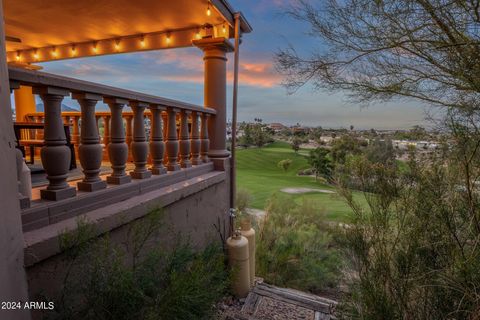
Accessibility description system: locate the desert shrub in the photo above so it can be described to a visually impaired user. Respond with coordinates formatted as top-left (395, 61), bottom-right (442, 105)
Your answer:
top-left (45, 209), bottom-right (230, 320)
top-left (335, 120), bottom-right (480, 319)
top-left (297, 167), bottom-right (314, 176)
top-left (256, 194), bottom-right (342, 293)
top-left (364, 138), bottom-right (396, 166)
top-left (277, 159), bottom-right (293, 172)
top-left (236, 188), bottom-right (252, 215)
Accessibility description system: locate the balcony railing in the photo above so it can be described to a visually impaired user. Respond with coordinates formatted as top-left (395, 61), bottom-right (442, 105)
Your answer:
top-left (9, 67), bottom-right (218, 230)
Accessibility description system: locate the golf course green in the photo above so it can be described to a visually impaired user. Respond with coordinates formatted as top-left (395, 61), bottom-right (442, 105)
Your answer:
top-left (236, 141), bottom-right (366, 222)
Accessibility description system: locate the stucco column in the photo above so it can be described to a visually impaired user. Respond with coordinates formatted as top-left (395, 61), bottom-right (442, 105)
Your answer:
top-left (190, 111), bottom-right (202, 165)
top-left (149, 105), bottom-right (167, 174)
top-left (73, 93), bottom-right (107, 192)
top-left (193, 38), bottom-right (234, 159)
top-left (179, 110), bottom-right (192, 168)
top-left (130, 101), bottom-right (151, 179)
top-left (33, 87), bottom-right (76, 201)
top-left (104, 98), bottom-right (131, 185)
top-left (14, 85), bottom-right (36, 121)
top-left (166, 107), bottom-right (180, 171)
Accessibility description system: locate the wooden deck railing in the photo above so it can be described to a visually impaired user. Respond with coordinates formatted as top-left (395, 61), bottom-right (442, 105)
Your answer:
top-left (9, 67), bottom-right (215, 202)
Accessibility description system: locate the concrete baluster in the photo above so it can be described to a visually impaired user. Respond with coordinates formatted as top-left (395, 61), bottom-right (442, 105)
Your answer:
top-left (102, 115), bottom-right (110, 161)
top-left (125, 114), bottom-right (133, 161)
top-left (72, 115), bottom-right (80, 153)
top-left (103, 115), bottom-right (111, 146)
top-left (162, 113), bottom-right (168, 165)
top-left (149, 105), bottom-right (167, 175)
top-left (166, 107), bottom-right (180, 171)
top-left (129, 101), bottom-right (151, 179)
top-left (190, 111), bottom-right (202, 165)
top-left (34, 87), bottom-right (76, 200)
top-left (200, 113), bottom-right (210, 163)
top-left (73, 93), bottom-right (107, 192)
top-left (104, 98), bottom-right (131, 185)
top-left (179, 110), bottom-right (192, 168)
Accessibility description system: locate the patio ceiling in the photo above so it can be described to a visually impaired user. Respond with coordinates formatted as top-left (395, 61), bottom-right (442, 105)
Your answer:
top-left (4, 0), bottom-right (251, 64)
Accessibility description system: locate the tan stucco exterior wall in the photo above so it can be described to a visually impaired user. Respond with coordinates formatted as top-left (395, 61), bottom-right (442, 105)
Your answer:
top-left (0, 2), bottom-right (32, 319)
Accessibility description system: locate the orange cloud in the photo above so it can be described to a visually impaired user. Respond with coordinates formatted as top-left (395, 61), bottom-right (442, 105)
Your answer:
top-left (233, 60), bottom-right (282, 88)
top-left (159, 58), bottom-right (282, 88)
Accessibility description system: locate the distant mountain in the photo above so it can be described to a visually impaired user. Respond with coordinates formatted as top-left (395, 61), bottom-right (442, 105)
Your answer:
top-left (36, 103), bottom-right (79, 112)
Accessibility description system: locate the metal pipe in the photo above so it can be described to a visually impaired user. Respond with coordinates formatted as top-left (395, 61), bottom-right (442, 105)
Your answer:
top-left (230, 12), bottom-right (241, 211)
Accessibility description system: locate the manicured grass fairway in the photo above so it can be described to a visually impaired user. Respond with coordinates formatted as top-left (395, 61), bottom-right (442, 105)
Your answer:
top-left (236, 141), bottom-right (366, 222)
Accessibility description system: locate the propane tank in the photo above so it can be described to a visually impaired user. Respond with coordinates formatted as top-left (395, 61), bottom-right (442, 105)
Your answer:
top-left (240, 219), bottom-right (255, 287)
top-left (226, 229), bottom-right (250, 298)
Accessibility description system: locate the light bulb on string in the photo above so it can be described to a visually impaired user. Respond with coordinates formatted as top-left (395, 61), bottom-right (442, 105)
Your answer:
top-left (207, 3), bottom-right (211, 16)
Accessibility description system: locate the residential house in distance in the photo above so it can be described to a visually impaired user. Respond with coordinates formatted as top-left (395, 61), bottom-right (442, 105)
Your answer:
top-left (267, 122), bottom-right (287, 133)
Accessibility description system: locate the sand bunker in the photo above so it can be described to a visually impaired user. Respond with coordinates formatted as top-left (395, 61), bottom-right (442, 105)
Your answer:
top-left (280, 187), bottom-right (336, 194)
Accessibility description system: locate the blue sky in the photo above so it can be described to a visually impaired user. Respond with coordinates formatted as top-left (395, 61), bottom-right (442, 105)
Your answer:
top-left (34, 0), bottom-right (431, 129)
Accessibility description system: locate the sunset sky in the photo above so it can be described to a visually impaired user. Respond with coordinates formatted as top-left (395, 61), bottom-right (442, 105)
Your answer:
top-left (36, 0), bottom-right (433, 129)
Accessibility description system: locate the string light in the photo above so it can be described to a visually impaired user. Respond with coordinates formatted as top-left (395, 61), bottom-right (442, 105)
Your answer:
top-left (222, 24), bottom-right (226, 34)
top-left (33, 50), bottom-right (39, 60)
top-left (207, 2), bottom-right (211, 16)
top-left (92, 42), bottom-right (98, 54)
top-left (140, 36), bottom-right (146, 48)
top-left (71, 45), bottom-right (76, 56)
top-left (16, 52), bottom-right (20, 61)
top-left (114, 39), bottom-right (120, 51)
top-left (166, 34), bottom-right (171, 44)
top-left (51, 47), bottom-right (57, 58)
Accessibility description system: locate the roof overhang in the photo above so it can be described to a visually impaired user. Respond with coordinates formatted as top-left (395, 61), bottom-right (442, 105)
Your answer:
top-left (4, 0), bottom-right (252, 64)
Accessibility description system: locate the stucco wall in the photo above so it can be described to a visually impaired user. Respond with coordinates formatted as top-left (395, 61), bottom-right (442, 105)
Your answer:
top-left (26, 169), bottom-right (231, 319)
top-left (0, 2), bottom-right (32, 319)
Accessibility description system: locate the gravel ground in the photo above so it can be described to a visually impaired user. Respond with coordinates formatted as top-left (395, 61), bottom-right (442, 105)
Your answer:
top-left (254, 296), bottom-right (315, 320)
top-left (214, 295), bottom-right (245, 320)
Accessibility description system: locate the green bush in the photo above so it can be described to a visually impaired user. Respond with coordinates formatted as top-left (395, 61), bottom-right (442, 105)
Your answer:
top-left (256, 194), bottom-right (342, 293)
top-left (277, 159), bottom-right (293, 172)
top-left (46, 209), bottom-right (230, 320)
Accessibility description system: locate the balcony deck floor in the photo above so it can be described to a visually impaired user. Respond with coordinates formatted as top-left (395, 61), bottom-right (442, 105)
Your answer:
top-left (29, 158), bottom-right (136, 200)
